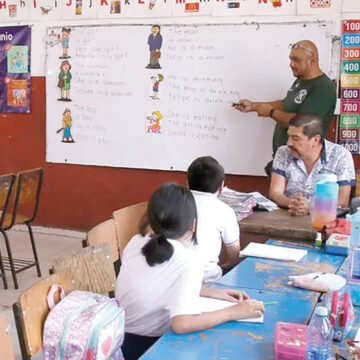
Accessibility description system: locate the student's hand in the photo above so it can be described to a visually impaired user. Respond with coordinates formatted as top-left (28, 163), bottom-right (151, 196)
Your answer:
top-left (233, 99), bottom-right (254, 112)
top-left (216, 289), bottom-right (250, 302)
top-left (288, 193), bottom-right (310, 216)
top-left (201, 288), bottom-right (248, 302)
top-left (228, 300), bottom-right (265, 321)
top-left (256, 103), bottom-right (272, 117)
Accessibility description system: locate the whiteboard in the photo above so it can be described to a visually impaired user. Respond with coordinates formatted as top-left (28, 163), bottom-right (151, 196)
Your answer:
top-left (45, 22), bottom-right (333, 175)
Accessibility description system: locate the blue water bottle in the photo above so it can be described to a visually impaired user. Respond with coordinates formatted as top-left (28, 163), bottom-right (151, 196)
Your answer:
top-left (306, 306), bottom-right (334, 360)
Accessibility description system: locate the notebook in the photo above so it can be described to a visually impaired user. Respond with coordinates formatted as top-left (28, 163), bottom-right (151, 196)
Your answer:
top-left (239, 242), bottom-right (307, 262)
top-left (199, 297), bottom-right (264, 323)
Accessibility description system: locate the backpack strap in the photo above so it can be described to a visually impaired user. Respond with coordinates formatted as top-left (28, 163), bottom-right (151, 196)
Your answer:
top-left (47, 284), bottom-right (66, 310)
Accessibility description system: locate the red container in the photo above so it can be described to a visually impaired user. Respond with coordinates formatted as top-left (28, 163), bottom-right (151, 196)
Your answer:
top-left (274, 322), bottom-right (308, 360)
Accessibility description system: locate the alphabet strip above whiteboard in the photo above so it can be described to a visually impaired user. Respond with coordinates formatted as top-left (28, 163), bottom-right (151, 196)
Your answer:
top-left (45, 22), bottom-right (333, 175)
top-left (0, 0), bottom-right (347, 21)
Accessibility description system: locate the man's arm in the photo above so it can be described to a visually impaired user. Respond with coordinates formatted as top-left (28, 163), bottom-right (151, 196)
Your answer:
top-left (269, 173), bottom-right (292, 208)
top-left (256, 104), bottom-right (296, 127)
top-left (338, 185), bottom-right (351, 208)
top-left (221, 242), bottom-right (240, 269)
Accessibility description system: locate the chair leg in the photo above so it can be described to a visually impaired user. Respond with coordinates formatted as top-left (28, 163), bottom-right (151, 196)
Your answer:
top-left (0, 229), bottom-right (18, 289)
top-left (0, 244), bottom-right (8, 289)
top-left (26, 223), bottom-right (41, 277)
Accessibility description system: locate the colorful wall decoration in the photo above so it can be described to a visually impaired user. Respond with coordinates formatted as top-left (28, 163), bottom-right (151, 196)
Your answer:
top-left (0, 25), bottom-right (31, 113)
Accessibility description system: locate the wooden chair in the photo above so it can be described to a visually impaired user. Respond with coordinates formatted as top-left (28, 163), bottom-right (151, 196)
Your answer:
top-left (0, 173), bottom-right (16, 289)
top-left (13, 271), bottom-right (76, 360)
top-left (0, 313), bottom-right (16, 360)
top-left (51, 243), bottom-right (116, 296)
top-left (1, 168), bottom-right (43, 289)
top-left (112, 202), bottom-right (147, 258)
top-left (85, 218), bottom-right (120, 273)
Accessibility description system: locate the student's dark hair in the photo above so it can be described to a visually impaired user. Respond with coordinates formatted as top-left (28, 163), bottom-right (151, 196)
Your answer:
top-left (187, 156), bottom-right (225, 193)
top-left (152, 24), bottom-right (160, 31)
top-left (289, 114), bottom-right (324, 139)
top-left (141, 182), bottom-right (197, 266)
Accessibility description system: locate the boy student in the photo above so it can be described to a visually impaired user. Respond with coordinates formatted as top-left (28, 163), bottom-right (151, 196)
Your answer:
top-left (187, 156), bottom-right (241, 284)
top-left (116, 183), bottom-right (264, 360)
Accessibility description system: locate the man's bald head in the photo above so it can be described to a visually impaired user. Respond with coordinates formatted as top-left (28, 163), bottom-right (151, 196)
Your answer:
top-left (289, 40), bottom-right (321, 80)
top-left (296, 40), bottom-right (319, 59)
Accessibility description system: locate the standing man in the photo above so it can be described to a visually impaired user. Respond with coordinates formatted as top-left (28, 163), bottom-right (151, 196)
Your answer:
top-left (233, 40), bottom-right (336, 174)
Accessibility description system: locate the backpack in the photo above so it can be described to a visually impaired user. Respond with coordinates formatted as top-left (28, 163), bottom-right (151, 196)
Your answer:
top-left (43, 284), bottom-right (125, 360)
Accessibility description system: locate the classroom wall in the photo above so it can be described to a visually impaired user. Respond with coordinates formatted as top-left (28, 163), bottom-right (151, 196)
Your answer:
top-left (0, 6), bottom-right (358, 231)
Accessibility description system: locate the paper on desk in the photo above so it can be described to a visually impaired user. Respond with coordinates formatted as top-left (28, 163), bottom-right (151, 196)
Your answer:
top-left (199, 297), bottom-right (264, 323)
top-left (240, 242), bottom-right (307, 262)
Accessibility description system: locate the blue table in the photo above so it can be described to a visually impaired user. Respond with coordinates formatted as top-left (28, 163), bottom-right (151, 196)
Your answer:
top-left (141, 287), bottom-right (315, 360)
top-left (218, 240), bottom-right (345, 298)
top-left (141, 241), bottom-right (359, 360)
top-left (336, 257), bottom-right (360, 307)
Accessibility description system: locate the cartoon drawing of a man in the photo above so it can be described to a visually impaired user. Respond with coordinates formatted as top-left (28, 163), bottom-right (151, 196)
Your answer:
top-left (57, 108), bottom-right (75, 143)
top-left (59, 27), bottom-right (71, 59)
top-left (146, 25), bottom-right (162, 69)
top-left (150, 74), bottom-right (164, 99)
top-left (58, 60), bottom-right (72, 101)
top-left (147, 110), bottom-right (163, 133)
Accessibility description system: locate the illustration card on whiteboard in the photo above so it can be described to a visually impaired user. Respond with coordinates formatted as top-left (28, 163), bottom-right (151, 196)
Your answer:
top-left (45, 23), bottom-right (333, 175)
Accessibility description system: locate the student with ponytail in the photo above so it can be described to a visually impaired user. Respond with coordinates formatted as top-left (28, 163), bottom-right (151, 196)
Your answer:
top-left (116, 183), bottom-right (264, 360)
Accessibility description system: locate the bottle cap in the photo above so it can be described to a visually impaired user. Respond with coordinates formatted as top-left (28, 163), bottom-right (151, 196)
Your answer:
top-left (314, 306), bottom-right (328, 317)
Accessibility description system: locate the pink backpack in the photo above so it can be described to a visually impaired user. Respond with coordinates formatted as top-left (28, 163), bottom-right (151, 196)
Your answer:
top-left (43, 284), bottom-right (125, 360)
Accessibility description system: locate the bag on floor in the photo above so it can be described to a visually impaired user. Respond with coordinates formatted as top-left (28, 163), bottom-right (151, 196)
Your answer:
top-left (43, 284), bottom-right (125, 360)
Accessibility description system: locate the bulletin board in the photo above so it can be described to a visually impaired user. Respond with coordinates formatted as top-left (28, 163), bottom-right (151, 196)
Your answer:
top-left (45, 22), bottom-right (333, 176)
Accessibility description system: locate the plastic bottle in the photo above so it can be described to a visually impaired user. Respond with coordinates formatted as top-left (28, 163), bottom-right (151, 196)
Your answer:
top-left (312, 170), bottom-right (339, 230)
top-left (315, 232), bottom-right (322, 247)
top-left (346, 208), bottom-right (360, 284)
top-left (306, 306), bottom-right (334, 360)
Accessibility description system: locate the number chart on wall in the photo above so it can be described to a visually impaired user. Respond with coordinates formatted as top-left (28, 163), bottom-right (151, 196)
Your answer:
top-left (45, 23), bottom-right (333, 175)
top-left (339, 20), bottom-right (360, 155)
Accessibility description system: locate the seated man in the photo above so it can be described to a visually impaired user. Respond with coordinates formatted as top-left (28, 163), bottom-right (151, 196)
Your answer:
top-left (269, 114), bottom-right (355, 216)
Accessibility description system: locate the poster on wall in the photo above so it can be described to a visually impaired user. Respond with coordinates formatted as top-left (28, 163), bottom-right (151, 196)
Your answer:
top-left (212, 0), bottom-right (253, 17)
top-left (254, 0), bottom-right (296, 16)
top-left (338, 20), bottom-right (360, 155)
top-left (297, 0), bottom-right (341, 15)
top-left (0, 25), bottom-right (31, 113)
top-left (0, 0), bottom-right (30, 21)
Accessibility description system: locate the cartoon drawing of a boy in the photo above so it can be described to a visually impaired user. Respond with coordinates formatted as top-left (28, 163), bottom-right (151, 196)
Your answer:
top-left (150, 74), bottom-right (164, 100)
top-left (57, 108), bottom-right (75, 143)
top-left (59, 27), bottom-right (71, 59)
top-left (146, 25), bottom-right (162, 69)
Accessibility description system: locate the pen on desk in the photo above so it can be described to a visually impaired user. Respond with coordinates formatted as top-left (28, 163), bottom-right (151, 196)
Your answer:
top-left (263, 301), bottom-right (278, 306)
top-left (276, 240), bottom-right (314, 249)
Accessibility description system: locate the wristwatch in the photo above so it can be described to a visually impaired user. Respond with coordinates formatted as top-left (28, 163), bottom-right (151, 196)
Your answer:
top-left (269, 108), bottom-right (276, 118)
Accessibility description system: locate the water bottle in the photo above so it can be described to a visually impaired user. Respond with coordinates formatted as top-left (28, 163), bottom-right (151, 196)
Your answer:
top-left (312, 170), bottom-right (339, 230)
top-left (306, 306), bottom-right (334, 360)
top-left (346, 208), bottom-right (360, 284)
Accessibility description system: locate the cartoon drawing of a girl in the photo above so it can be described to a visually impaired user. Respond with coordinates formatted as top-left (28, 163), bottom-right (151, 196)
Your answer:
top-left (57, 108), bottom-right (75, 143)
top-left (147, 110), bottom-right (163, 133)
top-left (150, 74), bottom-right (164, 100)
top-left (58, 60), bottom-right (72, 101)
top-left (59, 27), bottom-right (71, 59)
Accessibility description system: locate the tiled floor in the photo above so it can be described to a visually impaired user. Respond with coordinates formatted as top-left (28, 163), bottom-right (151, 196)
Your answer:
top-left (0, 227), bottom-right (85, 360)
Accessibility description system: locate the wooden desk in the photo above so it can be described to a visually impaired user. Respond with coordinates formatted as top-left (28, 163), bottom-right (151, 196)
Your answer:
top-left (240, 209), bottom-right (317, 241)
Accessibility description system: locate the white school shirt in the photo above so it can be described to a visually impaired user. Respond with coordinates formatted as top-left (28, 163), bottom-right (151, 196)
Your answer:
top-left (188, 190), bottom-right (240, 283)
top-left (115, 234), bottom-right (203, 337)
